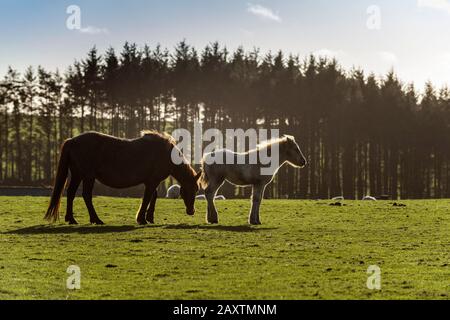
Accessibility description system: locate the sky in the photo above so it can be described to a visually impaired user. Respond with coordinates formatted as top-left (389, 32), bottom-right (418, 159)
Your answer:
top-left (1, 0), bottom-right (450, 91)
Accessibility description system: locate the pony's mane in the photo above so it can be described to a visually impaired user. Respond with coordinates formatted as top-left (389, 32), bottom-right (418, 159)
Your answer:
top-left (141, 130), bottom-right (177, 145)
top-left (171, 145), bottom-right (198, 184)
top-left (257, 135), bottom-right (292, 150)
top-left (180, 160), bottom-right (197, 177)
top-left (141, 130), bottom-right (197, 182)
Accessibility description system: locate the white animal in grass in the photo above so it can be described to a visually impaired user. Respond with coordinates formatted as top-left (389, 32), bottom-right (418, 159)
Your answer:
top-left (195, 194), bottom-right (226, 200)
top-left (332, 196), bottom-right (344, 201)
top-left (362, 195), bottom-right (377, 201)
top-left (166, 184), bottom-right (181, 199)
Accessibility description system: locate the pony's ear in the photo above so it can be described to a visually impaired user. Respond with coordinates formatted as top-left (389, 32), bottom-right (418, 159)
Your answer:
top-left (283, 134), bottom-right (295, 142)
top-left (194, 170), bottom-right (202, 182)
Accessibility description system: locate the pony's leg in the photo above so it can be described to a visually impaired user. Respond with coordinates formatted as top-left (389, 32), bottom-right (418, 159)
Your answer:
top-left (82, 178), bottom-right (104, 225)
top-left (145, 190), bottom-right (158, 224)
top-left (65, 174), bottom-right (81, 225)
top-left (136, 182), bottom-right (158, 225)
top-left (205, 180), bottom-right (223, 224)
top-left (248, 184), bottom-right (265, 225)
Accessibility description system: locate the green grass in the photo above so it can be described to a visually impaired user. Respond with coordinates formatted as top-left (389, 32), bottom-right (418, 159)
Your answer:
top-left (0, 196), bottom-right (449, 300)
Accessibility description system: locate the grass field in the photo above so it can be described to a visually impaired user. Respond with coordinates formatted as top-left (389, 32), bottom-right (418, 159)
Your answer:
top-left (0, 196), bottom-right (449, 300)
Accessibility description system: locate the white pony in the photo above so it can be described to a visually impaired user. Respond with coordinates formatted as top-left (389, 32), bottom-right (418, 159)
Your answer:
top-left (200, 135), bottom-right (307, 225)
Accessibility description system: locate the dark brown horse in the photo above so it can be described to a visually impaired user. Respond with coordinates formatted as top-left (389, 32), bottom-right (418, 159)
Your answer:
top-left (44, 131), bottom-right (201, 225)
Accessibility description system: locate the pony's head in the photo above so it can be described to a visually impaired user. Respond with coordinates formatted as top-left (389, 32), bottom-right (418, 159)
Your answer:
top-left (180, 170), bottom-right (202, 215)
top-left (166, 136), bottom-right (202, 216)
top-left (282, 135), bottom-right (307, 168)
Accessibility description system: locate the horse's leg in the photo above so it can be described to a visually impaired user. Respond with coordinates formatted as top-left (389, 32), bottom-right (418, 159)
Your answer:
top-left (248, 184), bottom-right (265, 225)
top-left (145, 190), bottom-right (158, 224)
top-left (136, 182), bottom-right (159, 225)
top-left (136, 184), bottom-right (154, 225)
top-left (205, 180), bottom-right (223, 224)
top-left (65, 173), bottom-right (81, 225)
top-left (82, 177), bottom-right (104, 225)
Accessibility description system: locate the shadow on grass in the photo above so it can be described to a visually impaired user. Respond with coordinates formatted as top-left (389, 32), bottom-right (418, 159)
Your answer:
top-left (164, 224), bottom-right (277, 232)
top-left (5, 223), bottom-right (276, 235)
top-left (4, 225), bottom-right (140, 235)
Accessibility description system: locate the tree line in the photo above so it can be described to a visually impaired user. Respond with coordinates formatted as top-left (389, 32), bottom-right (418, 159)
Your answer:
top-left (0, 41), bottom-right (449, 199)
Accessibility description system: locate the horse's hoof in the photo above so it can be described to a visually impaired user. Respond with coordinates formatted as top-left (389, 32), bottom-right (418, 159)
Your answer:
top-left (249, 221), bottom-right (261, 225)
top-left (207, 213), bottom-right (218, 224)
top-left (67, 219), bottom-right (78, 225)
top-left (145, 214), bottom-right (154, 224)
top-left (136, 220), bottom-right (148, 225)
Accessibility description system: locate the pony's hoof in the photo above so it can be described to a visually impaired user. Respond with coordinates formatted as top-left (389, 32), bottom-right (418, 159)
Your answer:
top-left (207, 213), bottom-right (218, 224)
top-left (66, 218), bottom-right (78, 225)
top-left (145, 214), bottom-right (154, 224)
top-left (249, 220), bottom-right (262, 225)
top-left (136, 220), bottom-right (148, 225)
top-left (91, 219), bottom-right (104, 225)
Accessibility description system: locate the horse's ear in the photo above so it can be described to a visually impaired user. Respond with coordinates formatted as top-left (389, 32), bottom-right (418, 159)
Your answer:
top-left (195, 170), bottom-right (202, 181)
top-left (283, 134), bottom-right (295, 142)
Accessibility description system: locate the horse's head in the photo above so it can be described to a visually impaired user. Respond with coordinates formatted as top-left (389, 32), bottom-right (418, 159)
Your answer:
top-left (283, 135), bottom-right (307, 168)
top-left (180, 171), bottom-right (202, 215)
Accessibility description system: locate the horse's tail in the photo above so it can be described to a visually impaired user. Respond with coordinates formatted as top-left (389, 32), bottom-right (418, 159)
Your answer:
top-left (44, 139), bottom-right (72, 223)
top-left (199, 161), bottom-right (209, 189)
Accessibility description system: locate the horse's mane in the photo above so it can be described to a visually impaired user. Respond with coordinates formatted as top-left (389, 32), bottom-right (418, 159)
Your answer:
top-left (141, 130), bottom-right (197, 180)
top-left (141, 130), bottom-right (177, 145)
top-left (172, 148), bottom-right (198, 183)
top-left (256, 135), bottom-right (292, 150)
top-left (210, 135), bottom-right (294, 155)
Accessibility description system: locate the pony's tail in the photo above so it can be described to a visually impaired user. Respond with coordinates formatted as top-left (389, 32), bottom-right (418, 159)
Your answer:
top-left (44, 140), bottom-right (72, 223)
top-left (199, 163), bottom-right (209, 190)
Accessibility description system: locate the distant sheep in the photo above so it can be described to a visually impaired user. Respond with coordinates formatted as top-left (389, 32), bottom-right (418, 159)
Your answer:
top-left (195, 195), bottom-right (226, 200)
top-left (362, 196), bottom-right (377, 201)
top-left (166, 185), bottom-right (181, 199)
top-left (331, 196), bottom-right (344, 201)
